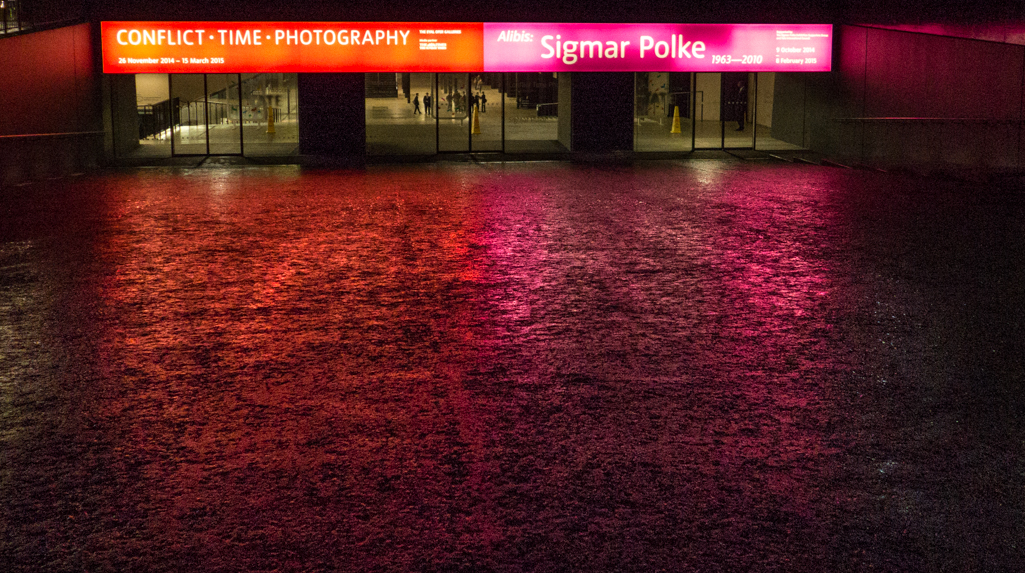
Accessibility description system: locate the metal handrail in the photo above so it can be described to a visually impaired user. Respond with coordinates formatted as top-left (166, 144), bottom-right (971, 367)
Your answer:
top-left (0, 0), bottom-right (27, 35)
top-left (535, 102), bottom-right (558, 118)
top-left (0, 1), bottom-right (86, 36)
top-left (834, 117), bottom-right (1023, 124)
top-left (0, 131), bottom-right (105, 139)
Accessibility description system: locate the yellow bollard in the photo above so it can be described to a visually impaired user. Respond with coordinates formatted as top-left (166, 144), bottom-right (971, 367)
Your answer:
top-left (670, 105), bottom-right (681, 135)
top-left (266, 107), bottom-right (276, 134)
top-left (471, 106), bottom-right (481, 135)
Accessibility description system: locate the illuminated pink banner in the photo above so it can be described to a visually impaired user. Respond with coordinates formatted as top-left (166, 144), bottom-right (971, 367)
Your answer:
top-left (483, 23), bottom-right (832, 72)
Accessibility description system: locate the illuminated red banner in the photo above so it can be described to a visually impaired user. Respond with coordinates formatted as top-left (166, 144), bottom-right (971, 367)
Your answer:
top-left (101, 22), bottom-right (832, 73)
top-left (101, 22), bottom-right (485, 73)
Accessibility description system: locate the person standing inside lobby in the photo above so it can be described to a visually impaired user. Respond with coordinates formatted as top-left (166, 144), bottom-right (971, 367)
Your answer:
top-left (734, 80), bottom-right (747, 131)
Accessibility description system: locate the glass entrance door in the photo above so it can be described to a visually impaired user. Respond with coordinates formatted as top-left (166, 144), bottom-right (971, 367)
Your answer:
top-left (694, 72), bottom-right (756, 150)
top-left (170, 74), bottom-right (208, 155)
top-left (634, 72), bottom-right (694, 152)
top-left (206, 74), bottom-right (242, 155)
top-left (471, 73), bottom-right (503, 152)
top-left (170, 73), bottom-right (243, 156)
top-left (722, 72), bottom-right (755, 149)
top-left (365, 72), bottom-right (554, 156)
top-left (437, 73), bottom-right (471, 152)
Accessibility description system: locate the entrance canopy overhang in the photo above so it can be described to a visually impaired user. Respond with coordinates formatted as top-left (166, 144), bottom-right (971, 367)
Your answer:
top-left (101, 22), bottom-right (832, 74)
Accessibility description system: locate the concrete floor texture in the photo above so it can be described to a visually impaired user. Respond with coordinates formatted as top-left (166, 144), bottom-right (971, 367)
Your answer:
top-left (1, 159), bottom-right (1023, 572)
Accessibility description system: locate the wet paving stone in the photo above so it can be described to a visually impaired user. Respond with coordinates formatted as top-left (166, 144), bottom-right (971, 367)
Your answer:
top-left (1, 161), bottom-right (1023, 572)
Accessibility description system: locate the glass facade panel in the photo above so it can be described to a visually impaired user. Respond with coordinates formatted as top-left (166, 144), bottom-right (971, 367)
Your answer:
top-left (170, 74), bottom-right (209, 155)
top-left (503, 72), bottom-right (569, 153)
top-left (131, 73), bottom-right (172, 158)
top-left (722, 72), bottom-right (755, 149)
top-left (693, 72), bottom-right (757, 150)
top-left (242, 73), bottom-right (299, 156)
top-left (206, 74), bottom-right (241, 155)
top-left (364, 72), bottom-right (571, 156)
top-left (471, 73), bottom-right (503, 152)
top-left (116, 70), bottom-right (817, 159)
top-left (437, 73), bottom-right (471, 152)
top-left (754, 72), bottom-right (807, 152)
top-left (634, 72), bottom-right (693, 152)
top-left (366, 72), bottom-right (436, 155)
top-left (0, 0), bottom-right (27, 35)
top-left (112, 73), bottom-right (300, 158)
top-left (694, 73), bottom-right (722, 149)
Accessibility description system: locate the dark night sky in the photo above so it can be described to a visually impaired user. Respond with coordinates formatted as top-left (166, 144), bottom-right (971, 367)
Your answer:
top-left (84, 0), bottom-right (1022, 26)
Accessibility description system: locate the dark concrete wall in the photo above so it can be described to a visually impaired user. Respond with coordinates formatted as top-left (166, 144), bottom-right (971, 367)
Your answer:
top-left (0, 23), bottom-right (104, 186)
top-left (807, 25), bottom-right (1025, 173)
top-left (298, 73), bottom-right (366, 163)
top-left (0, 23), bottom-right (99, 136)
top-left (570, 72), bottom-right (634, 154)
top-left (108, 74), bottom-right (141, 156)
top-left (769, 73), bottom-right (808, 147)
top-left (558, 73), bottom-right (572, 150)
top-left (20, 0), bottom-right (89, 27)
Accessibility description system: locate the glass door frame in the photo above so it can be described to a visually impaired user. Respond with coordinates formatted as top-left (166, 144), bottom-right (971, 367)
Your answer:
top-left (692, 72), bottom-right (758, 151)
top-left (169, 73), bottom-right (245, 157)
top-left (435, 73), bottom-right (506, 154)
top-left (722, 72), bottom-right (757, 150)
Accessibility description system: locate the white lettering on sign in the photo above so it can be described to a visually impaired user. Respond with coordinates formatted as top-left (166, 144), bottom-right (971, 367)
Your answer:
top-left (540, 34), bottom-right (630, 65)
top-left (271, 29), bottom-right (409, 46)
top-left (537, 33), bottom-right (706, 65)
top-left (497, 30), bottom-right (534, 42)
top-left (218, 29), bottom-right (263, 45)
top-left (640, 35), bottom-right (704, 59)
top-left (116, 29), bottom-right (205, 46)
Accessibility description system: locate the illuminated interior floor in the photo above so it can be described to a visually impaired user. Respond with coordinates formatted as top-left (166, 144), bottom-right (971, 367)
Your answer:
top-left (128, 121), bottom-right (299, 158)
top-left (636, 118), bottom-right (805, 151)
top-left (127, 98), bottom-right (802, 158)
top-left (366, 82), bottom-right (567, 155)
top-left (0, 22), bottom-right (28, 35)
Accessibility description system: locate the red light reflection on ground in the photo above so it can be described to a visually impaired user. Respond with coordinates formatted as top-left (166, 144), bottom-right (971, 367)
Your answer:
top-left (9, 164), bottom-right (858, 570)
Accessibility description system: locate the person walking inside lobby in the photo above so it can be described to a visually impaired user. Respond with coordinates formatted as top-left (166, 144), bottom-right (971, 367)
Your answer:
top-left (413, 93), bottom-right (421, 115)
top-left (734, 80), bottom-right (747, 131)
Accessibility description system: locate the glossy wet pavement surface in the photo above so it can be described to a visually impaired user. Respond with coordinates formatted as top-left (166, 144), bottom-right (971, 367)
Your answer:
top-left (1, 161), bottom-right (1023, 572)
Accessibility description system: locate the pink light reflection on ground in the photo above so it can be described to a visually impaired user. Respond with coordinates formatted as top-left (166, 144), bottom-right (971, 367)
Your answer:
top-left (695, 173), bottom-right (844, 544)
top-left (442, 163), bottom-right (849, 565)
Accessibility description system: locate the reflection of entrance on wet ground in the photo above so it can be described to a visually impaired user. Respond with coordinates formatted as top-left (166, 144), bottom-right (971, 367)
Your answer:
top-left (4, 162), bottom-right (1024, 571)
